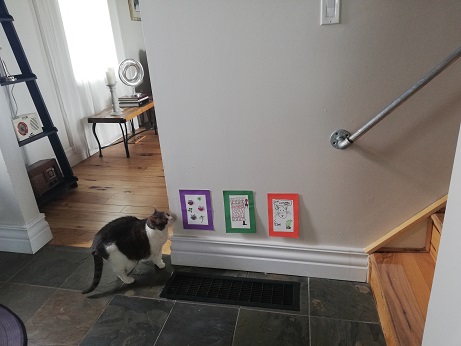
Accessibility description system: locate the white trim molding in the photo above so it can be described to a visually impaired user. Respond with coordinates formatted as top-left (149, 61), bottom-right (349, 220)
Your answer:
top-left (170, 236), bottom-right (369, 282)
top-left (0, 214), bottom-right (53, 254)
top-left (65, 146), bottom-right (86, 167)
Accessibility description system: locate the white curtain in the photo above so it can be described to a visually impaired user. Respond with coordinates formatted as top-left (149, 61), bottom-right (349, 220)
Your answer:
top-left (32, 0), bottom-right (130, 160)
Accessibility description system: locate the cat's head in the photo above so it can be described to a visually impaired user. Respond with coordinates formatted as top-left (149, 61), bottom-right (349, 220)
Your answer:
top-left (146, 209), bottom-right (175, 230)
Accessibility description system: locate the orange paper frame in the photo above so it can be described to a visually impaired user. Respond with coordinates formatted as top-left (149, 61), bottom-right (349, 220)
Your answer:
top-left (268, 193), bottom-right (299, 238)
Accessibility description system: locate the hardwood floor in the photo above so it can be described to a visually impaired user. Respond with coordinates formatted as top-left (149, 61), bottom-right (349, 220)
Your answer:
top-left (40, 128), bottom-right (171, 254)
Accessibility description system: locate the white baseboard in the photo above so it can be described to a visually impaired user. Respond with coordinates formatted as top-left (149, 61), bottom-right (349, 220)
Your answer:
top-left (170, 236), bottom-right (369, 282)
top-left (0, 214), bottom-right (53, 254)
top-left (65, 146), bottom-right (87, 167)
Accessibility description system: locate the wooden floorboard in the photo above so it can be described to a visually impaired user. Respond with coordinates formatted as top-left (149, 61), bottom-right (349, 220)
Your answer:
top-left (370, 252), bottom-right (436, 346)
top-left (41, 128), bottom-right (171, 254)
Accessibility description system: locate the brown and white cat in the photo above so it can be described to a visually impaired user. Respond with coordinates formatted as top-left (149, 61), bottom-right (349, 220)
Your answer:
top-left (82, 209), bottom-right (174, 294)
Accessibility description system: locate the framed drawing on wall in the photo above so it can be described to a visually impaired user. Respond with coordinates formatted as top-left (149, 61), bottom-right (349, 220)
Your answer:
top-left (223, 190), bottom-right (256, 233)
top-left (179, 189), bottom-right (214, 230)
top-left (128, 0), bottom-right (141, 21)
top-left (268, 193), bottom-right (299, 238)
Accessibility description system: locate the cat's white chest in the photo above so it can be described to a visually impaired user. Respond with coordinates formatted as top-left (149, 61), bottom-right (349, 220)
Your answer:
top-left (146, 225), bottom-right (168, 254)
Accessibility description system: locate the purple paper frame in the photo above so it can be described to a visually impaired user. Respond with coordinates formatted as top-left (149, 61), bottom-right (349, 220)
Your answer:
top-left (179, 189), bottom-right (214, 230)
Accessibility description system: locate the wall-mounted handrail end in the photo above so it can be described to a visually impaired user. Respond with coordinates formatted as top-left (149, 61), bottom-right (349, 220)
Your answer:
top-left (330, 129), bottom-right (353, 149)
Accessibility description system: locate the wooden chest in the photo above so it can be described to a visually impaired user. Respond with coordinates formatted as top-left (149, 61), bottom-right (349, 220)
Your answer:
top-left (26, 159), bottom-right (63, 198)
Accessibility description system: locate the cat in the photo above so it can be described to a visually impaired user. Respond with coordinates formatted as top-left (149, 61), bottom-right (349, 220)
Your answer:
top-left (82, 209), bottom-right (174, 294)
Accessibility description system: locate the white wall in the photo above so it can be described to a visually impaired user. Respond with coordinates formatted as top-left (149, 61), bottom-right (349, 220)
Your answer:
top-left (0, 87), bottom-right (52, 253)
top-left (142, 0), bottom-right (461, 280)
top-left (114, 0), bottom-right (152, 95)
top-left (0, 89), bottom-right (30, 225)
top-left (423, 126), bottom-right (461, 345)
top-left (114, 0), bottom-right (144, 62)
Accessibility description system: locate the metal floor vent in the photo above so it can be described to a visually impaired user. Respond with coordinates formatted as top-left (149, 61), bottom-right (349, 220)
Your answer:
top-left (160, 272), bottom-right (300, 311)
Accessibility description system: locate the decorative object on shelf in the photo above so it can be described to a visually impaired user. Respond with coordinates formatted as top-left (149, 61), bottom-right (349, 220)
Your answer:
top-left (179, 189), bottom-right (214, 230)
top-left (118, 93), bottom-right (149, 107)
top-left (128, 0), bottom-right (141, 21)
top-left (223, 190), bottom-right (256, 233)
top-left (12, 113), bottom-right (43, 142)
top-left (105, 67), bottom-right (123, 116)
top-left (268, 193), bottom-right (299, 238)
top-left (118, 58), bottom-right (144, 97)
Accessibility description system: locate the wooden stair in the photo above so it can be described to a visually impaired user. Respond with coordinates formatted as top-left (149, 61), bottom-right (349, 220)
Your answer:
top-left (428, 212), bottom-right (444, 261)
top-left (367, 205), bottom-right (445, 346)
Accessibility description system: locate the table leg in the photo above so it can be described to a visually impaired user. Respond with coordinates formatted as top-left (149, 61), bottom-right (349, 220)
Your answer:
top-left (119, 123), bottom-right (130, 158)
top-left (130, 119), bottom-right (135, 135)
top-left (92, 123), bottom-right (103, 157)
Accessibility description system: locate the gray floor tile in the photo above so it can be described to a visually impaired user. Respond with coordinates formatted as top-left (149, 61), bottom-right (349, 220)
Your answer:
top-left (0, 283), bottom-right (55, 322)
top-left (310, 317), bottom-right (386, 346)
top-left (119, 256), bottom-right (176, 299)
top-left (155, 302), bottom-right (238, 346)
top-left (10, 246), bottom-right (90, 287)
top-left (25, 289), bottom-right (111, 345)
top-left (80, 295), bottom-right (174, 346)
top-left (61, 254), bottom-right (123, 295)
top-left (0, 251), bottom-right (34, 282)
top-left (310, 278), bottom-right (380, 322)
top-left (233, 308), bottom-right (309, 346)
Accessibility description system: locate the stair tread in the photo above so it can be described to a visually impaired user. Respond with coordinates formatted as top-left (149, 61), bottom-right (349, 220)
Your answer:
top-left (370, 252), bottom-right (436, 346)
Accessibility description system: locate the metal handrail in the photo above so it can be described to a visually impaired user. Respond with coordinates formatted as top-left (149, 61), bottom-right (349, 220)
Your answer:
top-left (330, 45), bottom-right (461, 149)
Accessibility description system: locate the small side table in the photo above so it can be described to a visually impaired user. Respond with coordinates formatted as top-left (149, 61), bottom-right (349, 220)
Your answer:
top-left (87, 100), bottom-right (156, 158)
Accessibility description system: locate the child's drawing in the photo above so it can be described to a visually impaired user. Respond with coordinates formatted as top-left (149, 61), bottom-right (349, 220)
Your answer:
top-left (179, 190), bottom-right (214, 230)
top-left (268, 193), bottom-right (299, 238)
top-left (272, 200), bottom-right (293, 231)
top-left (230, 196), bottom-right (249, 227)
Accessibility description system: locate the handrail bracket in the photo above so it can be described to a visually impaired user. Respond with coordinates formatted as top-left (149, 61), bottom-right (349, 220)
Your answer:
top-left (330, 129), bottom-right (353, 150)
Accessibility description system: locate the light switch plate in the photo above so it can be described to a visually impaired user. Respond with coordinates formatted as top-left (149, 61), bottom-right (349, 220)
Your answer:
top-left (321, 0), bottom-right (340, 25)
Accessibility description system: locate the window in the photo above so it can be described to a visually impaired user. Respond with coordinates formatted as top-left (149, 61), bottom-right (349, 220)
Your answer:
top-left (58, 0), bottom-right (118, 83)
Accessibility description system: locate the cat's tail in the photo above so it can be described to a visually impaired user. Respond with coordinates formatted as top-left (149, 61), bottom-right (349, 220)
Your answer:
top-left (81, 253), bottom-right (104, 294)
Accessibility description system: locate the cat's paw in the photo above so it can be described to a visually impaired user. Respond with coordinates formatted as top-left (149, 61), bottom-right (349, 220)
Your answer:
top-left (156, 261), bottom-right (166, 269)
top-left (122, 276), bottom-right (135, 284)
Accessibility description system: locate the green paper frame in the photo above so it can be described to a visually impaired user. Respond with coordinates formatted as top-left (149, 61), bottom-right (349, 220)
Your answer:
top-left (223, 191), bottom-right (256, 233)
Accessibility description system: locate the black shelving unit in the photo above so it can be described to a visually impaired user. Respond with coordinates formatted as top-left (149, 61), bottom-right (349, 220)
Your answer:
top-left (0, 0), bottom-right (78, 203)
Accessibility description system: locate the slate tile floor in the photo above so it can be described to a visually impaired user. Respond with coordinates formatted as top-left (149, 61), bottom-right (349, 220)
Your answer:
top-left (0, 245), bottom-right (386, 345)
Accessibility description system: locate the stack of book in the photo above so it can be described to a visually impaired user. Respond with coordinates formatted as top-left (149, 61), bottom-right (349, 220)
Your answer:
top-left (118, 93), bottom-right (149, 107)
